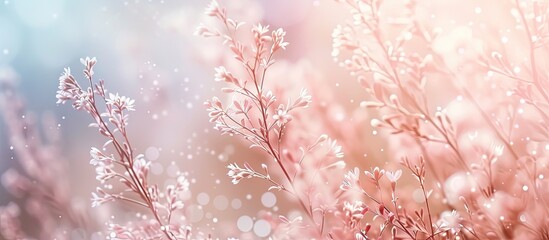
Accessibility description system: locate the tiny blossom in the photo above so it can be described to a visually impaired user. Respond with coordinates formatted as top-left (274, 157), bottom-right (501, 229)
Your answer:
top-left (291, 88), bottom-right (312, 109)
top-left (214, 66), bottom-right (240, 85)
top-left (340, 167), bottom-right (360, 191)
top-left (364, 167), bottom-right (385, 182)
top-left (80, 56), bottom-right (97, 79)
top-left (204, 0), bottom-right (221, 17)
top-left (132, 155), bottom-right (150, 178)
top-left (385, 169), bottom-right (402, 183)
top-left (95, 164), bottom-right (116, 183)
top-left (91, 188), bottom-right (114, 208)
top-left (273, 105), bottom-right (292, 126)
top-left (343, 201), bottom-right (368, 229)
top-left (327, 138), bottom-right (344, 158)
top-left (89, 147), bottom-right (112, 165)
top-left (271, 28), bottom-right (289, 52)
top-left (252, 23), bottom-right (270, 43)
top-left (177, 175), bottom-right (190, 191)
top-left (56, 68), bottom-right (82, 105)
top-left (437, 210), bottom-right (462, 234)
top-left (227, 163), bottom-right (255, 184)
top-left (106, 93), bottom-right (136, 112)
top-left (72, 91), bottom-right (91, 110)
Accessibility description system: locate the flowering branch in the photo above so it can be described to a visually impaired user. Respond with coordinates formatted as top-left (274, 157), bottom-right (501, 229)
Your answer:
top-left (56, 57), bottom-right (191, 239)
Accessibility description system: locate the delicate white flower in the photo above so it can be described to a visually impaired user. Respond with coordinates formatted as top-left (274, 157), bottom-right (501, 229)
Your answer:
top-left (227, 163), bottom-right (254, 184)
top-left (56, 68), bottom-right (82, 105)
top-left (91, 188), bottom-right (114, 207)
top-left (80, 57), bottom-right (97, 79)
top-left (95, 165), bottom-right (116, 183)
top-left (340, 167), bottom-right (360, 191)
top-left (204, 0), bottom-right (221, 17)
top-left (437, 210), bottom-right (462, 234)
top-left (328, 138), bottom-right (344, 158)
top-left (89, 147), bottom-right (103, 165)
top-left (343, 201), bottom-right (368, 228)
top-left (385, 169), bottom-right (402, 183)
top-left (273, 105), bottom-right (292, 127)
top-left (106, 93), bottom-right (135, 112)
top-left (72, 91), bottom-right (91, 110)
top-left (177, 175), bottom-right (190, 192)
top-left (493, 144), bottom-right (504, 156)
top-left (252, 23), bottom-right (270, 37)
top-left (133, 155), bottom-right (150, 178)
top-left (214, 66), bottom-right (239, 85)
top-left (291, 88), bottom-right (312, 109)
top-left (271, 28), bottom-right (289, 52)
top-left (364, 167), bottom-right (385, 182)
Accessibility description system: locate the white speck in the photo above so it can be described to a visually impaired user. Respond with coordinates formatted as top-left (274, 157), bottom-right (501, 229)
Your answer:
top-left (513, 66), bottom-right (521, 73)
top-left (501, 36), bottom-right (509, 43)
top-left (522, 185), bottom-right (528, 191)
top-left (2, 49), bottom-right (8, 55)
top-left (475, 7), bottom-right (482, 14)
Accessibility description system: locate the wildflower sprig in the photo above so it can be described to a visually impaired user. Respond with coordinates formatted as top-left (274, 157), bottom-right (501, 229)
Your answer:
top-left (57, 57), bottom-right (191, 239)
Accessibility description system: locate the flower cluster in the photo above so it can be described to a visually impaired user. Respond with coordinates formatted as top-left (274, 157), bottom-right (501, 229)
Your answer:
top-left (199, 1), bottom-right (357, 238)
top-left (333, 0), bottom-right (549, 239)
top-left (56, 58), bottom-right (192, 239)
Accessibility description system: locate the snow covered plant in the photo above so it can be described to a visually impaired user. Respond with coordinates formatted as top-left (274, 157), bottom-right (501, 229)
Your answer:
top-left (333, 0), bottom-right (549, 239)
top-left (56, 57), bottom-right (192, 239)
top-left (199, 1), bottom-right (359, 238)
top-left (0, 73), bottom-right (93, 239)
